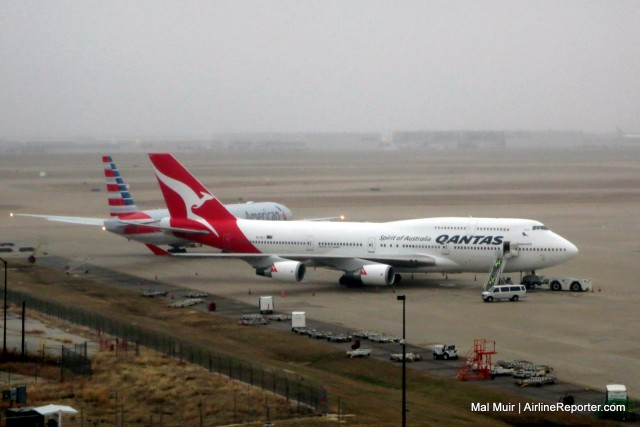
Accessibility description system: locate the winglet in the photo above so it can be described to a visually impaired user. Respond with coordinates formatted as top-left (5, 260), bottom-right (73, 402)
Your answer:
top-left (145, 244), bottom-right (170, 256)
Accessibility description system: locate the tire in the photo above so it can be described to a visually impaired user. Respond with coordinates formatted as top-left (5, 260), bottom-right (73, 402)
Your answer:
top-left (551, 281), bottom-right (562, 291)
top-left (570, 281), bottom-right (582, 292)
top-left (511, 295), bottom-right (519, 302)
top-left (485, 296), bottom-right (494, 302)
top-left (443, 353), bottom-right (449, 360)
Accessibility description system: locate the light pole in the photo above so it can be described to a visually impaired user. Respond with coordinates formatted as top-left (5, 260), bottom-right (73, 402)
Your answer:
top-left (397, 294), bottom-right (406, 427)
top-left (1, 256), bottom-right (7, 359)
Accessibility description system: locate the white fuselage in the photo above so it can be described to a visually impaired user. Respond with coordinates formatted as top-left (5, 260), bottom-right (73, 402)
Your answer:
top-left (231, 216), bottom-right (578, 273)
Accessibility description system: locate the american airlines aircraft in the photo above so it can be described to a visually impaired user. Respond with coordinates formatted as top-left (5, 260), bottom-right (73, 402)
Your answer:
top-left (12, 155), bottom-right (294, 253)
top-left (147, 153), bottom-right (579, 286)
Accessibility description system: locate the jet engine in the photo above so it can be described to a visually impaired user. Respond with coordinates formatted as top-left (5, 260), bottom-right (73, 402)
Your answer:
top-left (358, 264), bottom-right (396, 286)
top-left (256, 261), bottom-right (306, 282)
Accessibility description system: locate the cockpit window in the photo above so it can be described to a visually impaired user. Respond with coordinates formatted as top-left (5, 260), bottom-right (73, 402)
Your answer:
top-left (532, 225), bottom-right (549, 230)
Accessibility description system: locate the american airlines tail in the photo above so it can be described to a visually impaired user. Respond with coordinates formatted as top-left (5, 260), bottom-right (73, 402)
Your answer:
top-left (103, 155), bottom-right (138, 217)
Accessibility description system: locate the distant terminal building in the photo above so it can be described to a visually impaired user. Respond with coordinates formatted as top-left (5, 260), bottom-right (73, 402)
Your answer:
top-left (391, 130), bottom-right (586, 150)
top-left (392, 131), bottom-right (506, 150)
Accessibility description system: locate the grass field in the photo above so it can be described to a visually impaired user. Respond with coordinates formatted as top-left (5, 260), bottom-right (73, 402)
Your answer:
top-left (1, 261), bottom-right (612, 426)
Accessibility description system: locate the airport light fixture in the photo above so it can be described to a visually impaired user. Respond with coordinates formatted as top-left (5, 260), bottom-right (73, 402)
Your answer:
top-left (397, 294), bottom-right (406, 427)
top-left (1, 256), bottom-right (7, 359)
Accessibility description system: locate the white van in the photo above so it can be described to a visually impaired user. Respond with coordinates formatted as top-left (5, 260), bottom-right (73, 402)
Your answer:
top-left (482, 284), bottom-right (527, 302)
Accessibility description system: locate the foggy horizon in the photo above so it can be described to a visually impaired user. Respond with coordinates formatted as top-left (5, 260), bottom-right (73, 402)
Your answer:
top-left (2, 1), bottom-right (639, 140)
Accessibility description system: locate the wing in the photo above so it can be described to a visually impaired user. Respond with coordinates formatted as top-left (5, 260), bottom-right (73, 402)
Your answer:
top-left (302, 216), bottom-right (345, 222)
top-left (11, 213), bottom-right (105, 226)
top-left (170, 251), bottom-right (437, 271)
top-left (117, 220), bottom-right (210, 235)
top-left (12, 213), bottom-right (209, 236)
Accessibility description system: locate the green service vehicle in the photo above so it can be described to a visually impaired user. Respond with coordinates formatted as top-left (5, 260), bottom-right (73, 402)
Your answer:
top-left (597, 384), bottom-right (636, 421)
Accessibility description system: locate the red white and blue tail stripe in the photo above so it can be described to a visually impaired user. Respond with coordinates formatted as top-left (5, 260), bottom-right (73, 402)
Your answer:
top-left (103, 155), bottom-right (138, 217)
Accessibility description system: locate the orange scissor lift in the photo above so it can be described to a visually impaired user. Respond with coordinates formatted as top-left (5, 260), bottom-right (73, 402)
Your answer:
top-left (457, 339), bottom-right (496, 381)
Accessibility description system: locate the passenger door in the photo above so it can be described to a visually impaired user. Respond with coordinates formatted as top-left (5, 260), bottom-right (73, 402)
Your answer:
top-left (367, 237), bottom-right (376, 254)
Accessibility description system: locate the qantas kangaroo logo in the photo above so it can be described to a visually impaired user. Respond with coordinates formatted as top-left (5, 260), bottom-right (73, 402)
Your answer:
top-left (154, 168), bottom-right (219, 237)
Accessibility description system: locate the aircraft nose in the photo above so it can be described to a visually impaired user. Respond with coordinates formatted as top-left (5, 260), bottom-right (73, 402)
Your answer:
top-left (565, 239), bottom-right (579, 259)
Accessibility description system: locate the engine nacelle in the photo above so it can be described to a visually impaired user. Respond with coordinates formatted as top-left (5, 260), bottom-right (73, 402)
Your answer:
top-left (256, 261), bottom-right (306, 283)
top-left (359, 264), bottom-right (395, 286)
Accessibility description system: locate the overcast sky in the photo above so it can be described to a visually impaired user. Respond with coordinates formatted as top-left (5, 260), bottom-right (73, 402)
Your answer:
top-left (1, 1), bottom-right (639, 138)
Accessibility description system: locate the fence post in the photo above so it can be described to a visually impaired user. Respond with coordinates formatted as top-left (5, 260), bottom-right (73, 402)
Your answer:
top-left (59, 345), bottom-right (64, 383)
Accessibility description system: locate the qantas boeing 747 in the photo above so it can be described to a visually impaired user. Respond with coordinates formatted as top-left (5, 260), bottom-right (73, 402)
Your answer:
top-left (146, 153), bottom-right (579, 286)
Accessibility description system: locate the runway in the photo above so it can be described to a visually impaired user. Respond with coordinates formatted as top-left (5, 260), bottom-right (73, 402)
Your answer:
top-left (2, 146), bottom-right (639, 399)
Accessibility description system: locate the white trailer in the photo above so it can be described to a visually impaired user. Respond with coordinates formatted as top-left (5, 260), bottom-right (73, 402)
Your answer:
top-left (390, 352), bottom-right (422, 362)
top-left (291, 311), bottom-right (306, 329)
top-left (347, 349), bottom-right (371, 358)
top-left (259, 296), bottom-right (274, 314)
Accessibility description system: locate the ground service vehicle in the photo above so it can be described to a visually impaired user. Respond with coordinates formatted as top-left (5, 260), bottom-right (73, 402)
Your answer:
top-left (259, 296), bottom-right (274, 314)
top-left (597, 384), bottom-right (636, 421)
top-left (521, 274), bottom-right (545, 289)
top-left (291, 312), bottom-right (306, 330)
top-left (433, 344), bottom-right (459, 360)
top-left (482, 285), bottom-right (527, 302)
top-left (546, 277), bottom-right (592, 292)
top-left (521, 275), bottom-right (592, 292)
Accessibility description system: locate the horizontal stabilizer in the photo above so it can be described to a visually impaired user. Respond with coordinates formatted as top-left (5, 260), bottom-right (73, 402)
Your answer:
top-left (12, 213), bottom-right (105, 226)
top-left (144, 244), bottom-right (170, 256)
top-left (303, 216), bottom-right (345, 222)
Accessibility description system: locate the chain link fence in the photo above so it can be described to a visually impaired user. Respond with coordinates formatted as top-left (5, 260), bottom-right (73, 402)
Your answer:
top-left (7, 289), bottom-right (327, 414)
